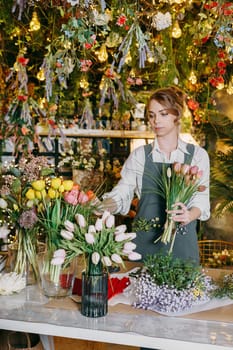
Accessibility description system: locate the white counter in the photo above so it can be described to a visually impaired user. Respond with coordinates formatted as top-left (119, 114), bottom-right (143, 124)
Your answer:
top-left (0, 284), bottom-right (233, 350)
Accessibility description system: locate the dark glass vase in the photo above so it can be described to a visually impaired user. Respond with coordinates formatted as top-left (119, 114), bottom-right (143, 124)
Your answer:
top-left (81, 257), bottom-right (108, 317)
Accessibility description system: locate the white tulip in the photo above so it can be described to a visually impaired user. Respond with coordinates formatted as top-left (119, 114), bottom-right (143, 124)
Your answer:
top-left (75, 213), bottom-right (86, 228)
top-left (64, 220), bottom-right (75, 232)
top-left (111, 253), bottom-right (123, 264)
top-left (60, 229), bottom-right (74, 240)
top-left (123, 242), bottom-right (136, 251)
top-left (115, 224), bottom-right (127, 235)
top-left (95, 218), bottom-right (103, 231)
top-left (128, 252), bottom-right (142, 261)
top-left (88, 225), bottom-right (96, 234)
top-left (92, 252), bottom-right (100, 265)
top-left (105, 214), bottom-right (115, 228)
top-left (102, 256), bottom-right (112, 267)
top-left (85, 233), bottom-right (95, 244)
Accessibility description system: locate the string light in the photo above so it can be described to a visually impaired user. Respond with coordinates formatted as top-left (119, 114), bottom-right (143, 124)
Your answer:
top-left (172, 21), bottom-right (182, 39)
top-left (29, 12), bottom-right (41, 32)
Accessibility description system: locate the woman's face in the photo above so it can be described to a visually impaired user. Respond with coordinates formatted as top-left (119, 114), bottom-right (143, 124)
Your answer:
top-left (148, 99), bottom-right (179, 137)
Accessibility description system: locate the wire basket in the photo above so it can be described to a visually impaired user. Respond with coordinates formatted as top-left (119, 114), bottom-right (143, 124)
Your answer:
top-left (198, 240), bottom-right (233, 267)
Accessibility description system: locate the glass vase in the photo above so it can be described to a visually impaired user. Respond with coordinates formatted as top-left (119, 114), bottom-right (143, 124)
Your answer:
top-left (38, 252), bottom-right (77, 298)
top-left (81, 258), bottom-right (108, 317)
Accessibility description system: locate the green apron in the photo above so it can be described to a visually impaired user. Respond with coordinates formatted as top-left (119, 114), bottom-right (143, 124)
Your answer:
top-left (133, 143), bottom-right (200, 264)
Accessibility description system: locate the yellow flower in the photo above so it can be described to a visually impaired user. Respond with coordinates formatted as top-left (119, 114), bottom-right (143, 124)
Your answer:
top-left (48, 187), bottom-right (57, 199)
top-left (25, 188), bottom-right (35, 200)
top-left (51, 178), bottom-right (62, 190)
top-left (62, 180), bottom-right (73, 191)
top-left (35, 189), bottom-right (46, 199)
top-left (31, 180), bottom-right (46, 191)
top-left (58, 185), bottom-right (65, 193)
top-left (13, 204), bottom-right (19, 211)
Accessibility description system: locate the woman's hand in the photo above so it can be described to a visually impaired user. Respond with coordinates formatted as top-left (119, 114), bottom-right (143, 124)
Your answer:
top-left (167, 202), bottom-right (201, 226)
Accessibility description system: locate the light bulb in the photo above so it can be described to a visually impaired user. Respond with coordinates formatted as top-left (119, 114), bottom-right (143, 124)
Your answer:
top-left (97, 45), bottom-right (108, 63)
top-left (125, 51), bottom-right (132, 64)
top-left (80, 77), bottom-right (89, 89)
top-left (189, 70), bottom-right (197, 84)
top-left (172, 21), bottom-right (182, 39)
top-left (37, 69), bottom-right (45, 81)
top-left (29, 12), bottom-right (41, 32)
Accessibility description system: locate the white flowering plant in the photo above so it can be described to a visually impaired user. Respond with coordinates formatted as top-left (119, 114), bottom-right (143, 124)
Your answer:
top-left (56, 210), bottom-right (142, 272)
top-left (131, 254), bottom-right (215, 314)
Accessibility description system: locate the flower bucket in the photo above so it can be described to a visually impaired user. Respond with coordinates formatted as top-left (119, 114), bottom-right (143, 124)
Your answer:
top-left (38, 252), bottom-right (77, 298)
top-left (81, 259), bottom-right (108, 317)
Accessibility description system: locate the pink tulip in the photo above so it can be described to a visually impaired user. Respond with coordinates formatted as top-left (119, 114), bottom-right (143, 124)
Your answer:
top-left (60, 229), bottom-right (74, 240)
top-left (105, 214), bottom-right (115, 228)
top-left (75, 213), bottom-right (86, 228)
top-left (190, 165), bottom-right (199, 175)
top-left (181, 164), bottom-right (190, 175)
top-left (198, 185), bottom-right (206, 192)
top-left (128, 251), bottom-right (142, 261)
top-left (85, 233), bottom-right (95, 244)
top-left (111, 253), bottom-right (123, 264)
top-left (95, 218), bottom-right (103, 231)
top-left (78, 191), bottom-right (89, 203)
top-left (196, 170), bottom-right (203, 179)
top-left (115, 224), bottom-right (127, 235)
top-left (64, 220), bottom-right (75, 232)
top-left (64, 188), bottom-right (79, 205)
top-left (92, 252), bottom-right (100, 265)
top-left (173, 162), bottom-right (181, 173)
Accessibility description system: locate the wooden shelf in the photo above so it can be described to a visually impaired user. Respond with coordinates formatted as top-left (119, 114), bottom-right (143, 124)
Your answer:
top-left (37, 127), bottom-right (155, 139)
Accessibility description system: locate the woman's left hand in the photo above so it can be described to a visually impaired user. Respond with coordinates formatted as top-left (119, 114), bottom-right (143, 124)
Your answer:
top-left (167, 202), bottom-right (191, 226)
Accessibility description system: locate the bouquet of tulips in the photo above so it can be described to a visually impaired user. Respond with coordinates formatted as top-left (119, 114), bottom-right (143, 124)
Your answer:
top-left (154, 162), bottom-right (206, 253)
top-left (56, 210), bottom-right (142, 272)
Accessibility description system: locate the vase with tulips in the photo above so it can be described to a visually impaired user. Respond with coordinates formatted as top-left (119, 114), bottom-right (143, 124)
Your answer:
top-left (57, 210), bottom-right (141, 316)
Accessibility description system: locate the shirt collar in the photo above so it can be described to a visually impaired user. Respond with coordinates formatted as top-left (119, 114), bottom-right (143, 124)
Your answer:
top-left (152, 137), bottom-right (190, 154)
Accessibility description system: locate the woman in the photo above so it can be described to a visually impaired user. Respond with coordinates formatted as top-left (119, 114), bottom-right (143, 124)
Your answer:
top-left (99, 86), bottom-right (210, 264)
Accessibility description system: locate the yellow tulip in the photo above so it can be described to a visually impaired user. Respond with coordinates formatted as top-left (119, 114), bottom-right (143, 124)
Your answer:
top-left (25, 188), bottom-right (35, 200)
top-left (58, 185), bottom-right (65, 193)
top-left (51, 177), bottom-right (62, 190)
top-left (31, 180), bottom-right (46, 191)
top-left (35, 189), bottom-right (46, 199)
top-left (62, 180), bottom-right (74, 191)
top-left (48, 187), bottom-right (57, 199)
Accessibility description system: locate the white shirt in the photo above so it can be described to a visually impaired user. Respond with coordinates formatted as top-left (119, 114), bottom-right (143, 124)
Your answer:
top-left (103, 137), bottom-right (210, 221)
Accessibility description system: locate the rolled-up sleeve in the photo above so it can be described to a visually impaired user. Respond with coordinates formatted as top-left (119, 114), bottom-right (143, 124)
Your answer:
top-left (102, 146), bottom-right (145, 215)
top-left (188, 146), bottom-right (210, 221)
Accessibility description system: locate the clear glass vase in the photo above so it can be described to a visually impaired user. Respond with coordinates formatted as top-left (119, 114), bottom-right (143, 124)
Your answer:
top-left (38, 252), bottom-right (77, 298)
top-left (81, 258), bottom-right (108, 317)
